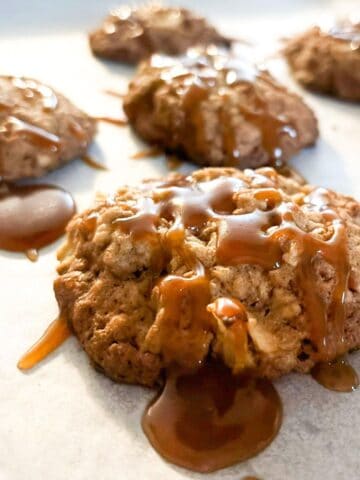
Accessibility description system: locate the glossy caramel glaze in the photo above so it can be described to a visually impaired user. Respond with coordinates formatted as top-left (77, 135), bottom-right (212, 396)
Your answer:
top-left (115, 171), bottom-right (349, 361)
top-left (143, 361), bottom-right (282, 473)
top-left (0, 77), bottom-right (60, 162)
top-left (9, 76), bottom-right (58, 111)
top-left (123, 46), bottom-right (318, 170)
top-left (17, 317), bottom-right (71, 370)
top-left (153, 50), bottom-right (297, 166)
top-left (0, 183), bottom-right (76, 254)
top-left (311, 357), bottom-right (359, 392)
top-left (1, 115), bottom-right (60, 151)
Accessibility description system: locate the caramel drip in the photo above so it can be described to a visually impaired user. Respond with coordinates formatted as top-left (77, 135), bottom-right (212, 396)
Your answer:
top-left (81, 154), bottom-right (108, 171)
top-left (151, 50), bottom-right (297, 165)
top-left (68, 120), bottom-right (88, 143)
top-left (155, 272), bottom-right (213, 367)
top-left (25, 248), bottom-right (39, 262)
top-left (0, 183), bottom-right (76, 253)
top-left (166, 155), bottom-right (183, 170)
top-left (131, 147), bottom-right (163, 159)
top-left (239, 89), bottom-right (297, 167)
top-left (103, 89), bottom-right (126, 99)
top-left (0, 79), bottom-right (58, 174)
top-left (10, 76), bottom-right (58, 111)
top-left (93, 116), bottom-right (128, 127)
top-left (218, 86), bottom-right (297, 167)
top-left (113, 171), bottom-right (349, 361)
top-left (0, 116), bottom-right (60, 151)
top-left (17, 316), bottom-right (71, 370)
top-left (142, 361), bottom-right (282, 473)
top-left (311, 358), bottom-right (359, 392)
top-left (113, 197), bottom-right (159, 239)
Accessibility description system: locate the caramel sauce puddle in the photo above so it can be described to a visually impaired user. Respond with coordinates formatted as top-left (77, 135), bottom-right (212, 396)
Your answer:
top-left (311, 358), bottom-right (359, 392)
top-left (143, 362), bottom-right (282, 473)
top-left (0, 183), bottom-right (76, 257)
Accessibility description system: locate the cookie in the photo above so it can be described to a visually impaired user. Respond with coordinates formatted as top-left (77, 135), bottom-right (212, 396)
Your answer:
top-left (124, 47), bottom-right (318, 169)
top-left (284, 21), bottom-right (360, 100)
top-left (0, 76), bottom-right (96, 180)
top-left (54, 167), bottom-right (360, 387)
top-left (89, 4), bottom-right (229, 64)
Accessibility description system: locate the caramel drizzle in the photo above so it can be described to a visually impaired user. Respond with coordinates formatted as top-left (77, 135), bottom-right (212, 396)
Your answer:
top-left (103, 89), bottom-right (126, 99)
top-left (0, 115), bottom-right (60, 150)
top-left (10, 76), bottom-right (58, 111)
top-left (114, 170), bottom-right (349, 362)
top-left (81, 154), bottom-right (108, 171)
top-left (131, 147), bottom-right (163, 159)
top-left (68, 119), bottom-right (88, 144)
top-left (150, 50), bottom-right (297, 166)
top-left (17, 317), bottom-right (71, 370)
top-left (0, 78), bottom-right (60, 166)
top-left (93, 116), bottom-right (128, 127)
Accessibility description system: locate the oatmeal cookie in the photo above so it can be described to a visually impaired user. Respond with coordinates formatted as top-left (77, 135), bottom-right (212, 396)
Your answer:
top-left (89, 4), bottom-right (229, 64)
top-left (54, 167), bottom-right (360, 387)
top-left (0, 76), bottom-right (96, 180)
top-left (124, 47), bottom-right (318, 169)
top-left (284, 21), bottom-right (360, 100)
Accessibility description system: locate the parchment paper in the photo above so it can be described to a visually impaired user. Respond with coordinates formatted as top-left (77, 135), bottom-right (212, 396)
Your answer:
top-left (1, 1), bottom-right (359, 479)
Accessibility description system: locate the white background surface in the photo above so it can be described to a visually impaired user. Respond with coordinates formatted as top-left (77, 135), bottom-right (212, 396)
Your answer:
top-left (0, 1), bottom-right (360, 479)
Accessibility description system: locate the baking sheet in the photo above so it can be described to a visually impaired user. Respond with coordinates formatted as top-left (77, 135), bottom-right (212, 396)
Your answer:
top-left (1, 1), bottom-right (360, 479)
